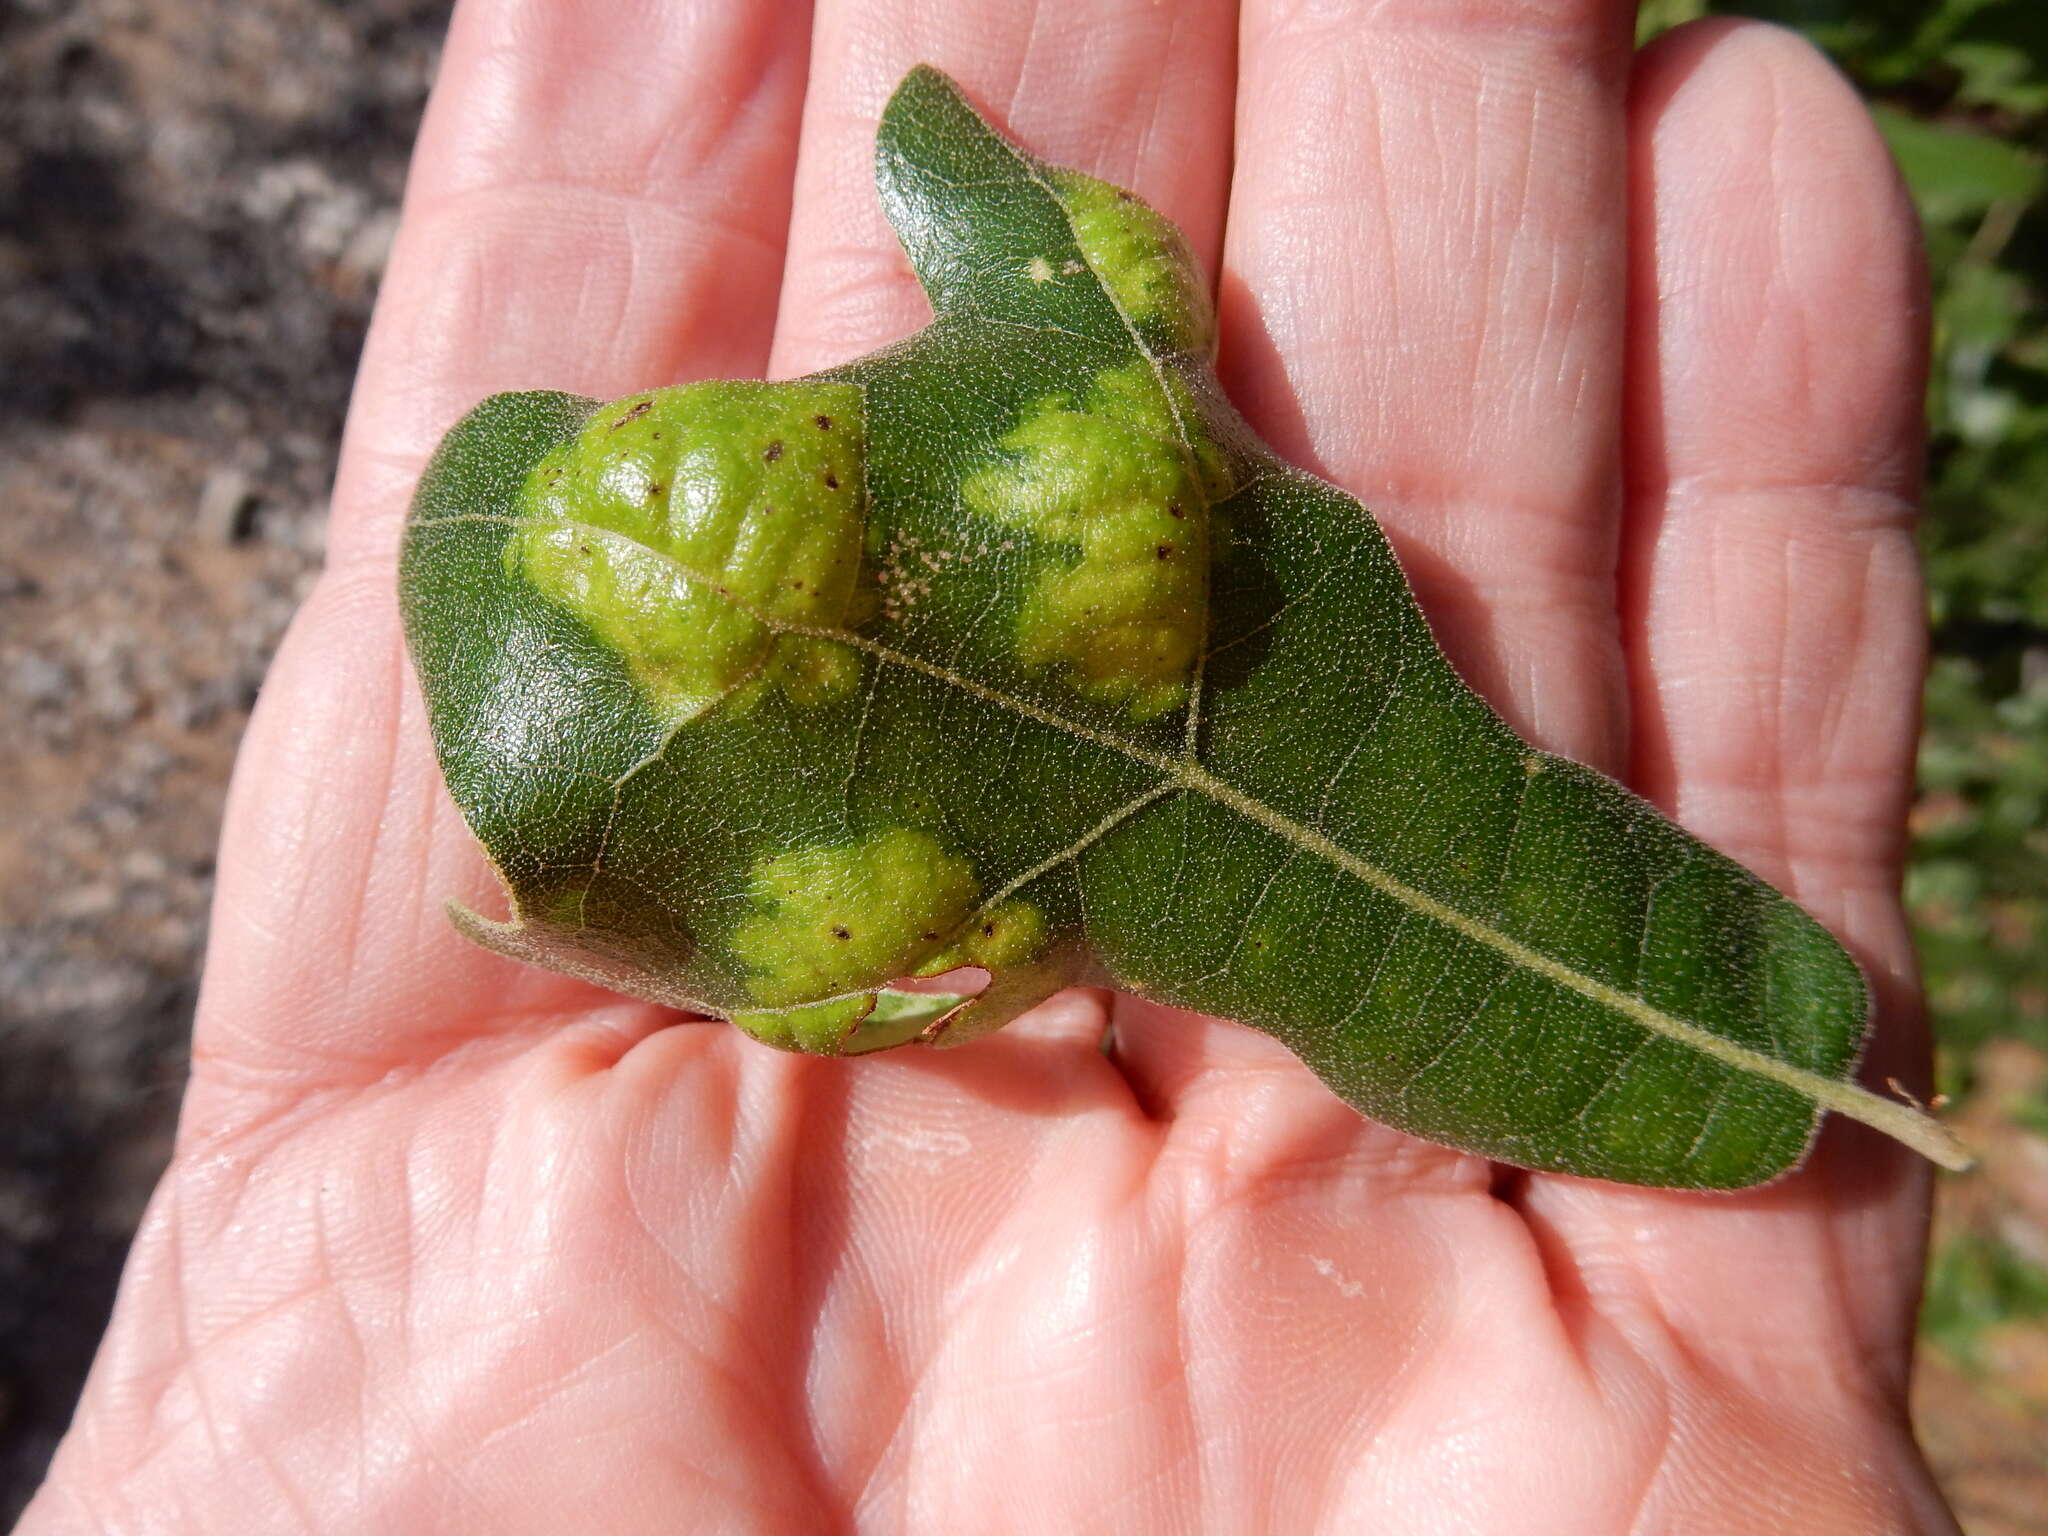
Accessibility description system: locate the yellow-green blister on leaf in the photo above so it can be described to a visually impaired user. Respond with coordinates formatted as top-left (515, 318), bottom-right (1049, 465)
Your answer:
top-left (914, 898), bottom-right (1048, 975)
top-left (1052, 169), bottom-right (1216, 357)
top-left (965, 360), bottom-right (1233, 718)
top-left (730, 827), bottom-right (981, 1008)
top-left (513, 380), bottom-right (867, 719)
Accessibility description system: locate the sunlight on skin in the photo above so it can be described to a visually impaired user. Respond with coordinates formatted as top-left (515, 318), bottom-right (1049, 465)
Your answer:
top-left (25, 1), bottom-right (1956, 1531)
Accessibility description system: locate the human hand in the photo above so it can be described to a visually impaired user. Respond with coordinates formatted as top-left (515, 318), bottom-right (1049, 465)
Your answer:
top-left (25, 1), bottom-right (1956, 1531)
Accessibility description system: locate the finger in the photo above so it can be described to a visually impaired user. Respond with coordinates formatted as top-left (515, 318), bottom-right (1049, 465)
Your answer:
top-left (189, 0), bottom-right (815, 1112)
top-left (1617, 23), bottom-right (1927, 921)
top-left (331, 0), bottom-right (813, 571)
top-left (766, 0), bottom-right (1239, 380)
top-left (1221, 0), bottom-right (1639, 770)
top-left (1111, 0), bottom-right (1640, 1142)
top-left (1517, 20), bottom-right (1932, 1396)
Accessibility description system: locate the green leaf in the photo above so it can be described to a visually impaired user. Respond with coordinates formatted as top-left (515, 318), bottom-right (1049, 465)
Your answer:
top-left (400, 65), bottom-right (1968, 1189)
top-left (1874, 105), bottom-right (2045, 222)
top-left (1922, 1229), bottom-right (2048, 1369)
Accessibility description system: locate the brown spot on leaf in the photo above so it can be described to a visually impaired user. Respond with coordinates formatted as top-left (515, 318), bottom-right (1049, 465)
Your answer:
top-left (824, 472), bottom-right (839, 490)
top-left (1155, 543), bottom-right (1175, 559)
top-left (815, 414), bottom-right (833, 430)
top-left (764, 441), bottom-right (784, 462)
top-left (1168, 504), bottom-right (1184, 519)
top-left (609, 399), bottom-right (653, 430)
top-left (831, 925), bottom-right (851, 941)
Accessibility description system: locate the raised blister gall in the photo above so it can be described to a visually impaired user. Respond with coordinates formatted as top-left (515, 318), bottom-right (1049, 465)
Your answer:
top-left (512, 381), bottom-right (866, 718)
top-left (729, 827), bottom-right (981, 1008)
top-left (914, 897), bottom-right (1049, 977)
top-left (965, 360), bottom-right (1232, 719)
top-left (1051, 170), bottom-right (1215, 357)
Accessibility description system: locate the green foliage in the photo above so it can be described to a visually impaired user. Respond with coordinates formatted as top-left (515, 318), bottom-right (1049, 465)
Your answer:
top-left (400, 67), bottom-right (1969, 1190)
top-left (1921, 1228), bottom-right (2048, 1367)
top-left (1899, 31), bottom-right (2048, 1083)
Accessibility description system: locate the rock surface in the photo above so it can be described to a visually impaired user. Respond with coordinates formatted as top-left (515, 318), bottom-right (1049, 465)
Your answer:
top-left (0, 0), bottom-right (444, 1518)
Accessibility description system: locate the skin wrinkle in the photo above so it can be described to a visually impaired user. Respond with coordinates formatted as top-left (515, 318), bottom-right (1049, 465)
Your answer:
top-left (1760, 525), bottom-right (1795, 882)
top-left (870, 1178), bottom-right (1023, 1523)
top-left (330, 631), bottom-right (406, 994)
top-left (620, 1303), bottom-right (793, 1502)
top-left (1161, 1206), bottom-right (1204, 1519)
top-left (100, 1182), bottom-right (202, 1450)
top-left (771, 238), bottom-right (932, 358)
top-left (1656, 476), bottom-right (1916, 532)
top-left (163, 1189), bottom-right (232, 1493)
top-left (432, 4), bottom-right (805, 198)
top-left (244, 601), bottom-right (390, 1007)
top-left (1794, 539), bottom-right (1854, 798)
top-left (627, 54), bottom-right (793, 207)
top-left (798, 1081), bottom-right (929, 1531)
top-left (1327, 1213), bottom-right (1534, 1524)
top-left (849, 1325), bottom-right (932, 1529)
top-left (406, 179), bottom-right (791, 262)
top-left (754, 1147), bottom-right (847, 1523)
top-left (389, 662), bottom-right (457, 1021)
top-left (1002, 1), bottom-right (1046, 127)
top-left (1653, 535), bottom-right (1911, 878)
top-left (1125, 54), bottom-right (1172, 233)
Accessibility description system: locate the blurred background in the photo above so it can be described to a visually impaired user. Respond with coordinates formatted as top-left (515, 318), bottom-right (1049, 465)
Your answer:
top-left (0, 0), bottom-right (2041, 1525)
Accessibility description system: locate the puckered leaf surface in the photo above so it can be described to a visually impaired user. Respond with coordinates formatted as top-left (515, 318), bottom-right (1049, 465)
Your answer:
top-left (401, 65), bottom-right (1964, 1188)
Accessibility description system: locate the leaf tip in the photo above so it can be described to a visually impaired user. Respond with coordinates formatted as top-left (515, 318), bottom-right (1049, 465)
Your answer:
top-left (885, 62), bottom-right (968, 117)
top-left (876, 62), bottom-right (974, 167)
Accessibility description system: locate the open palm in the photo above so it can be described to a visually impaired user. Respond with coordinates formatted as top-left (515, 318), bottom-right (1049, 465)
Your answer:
top-left (27, 1), bottom-right (1956, 1531)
